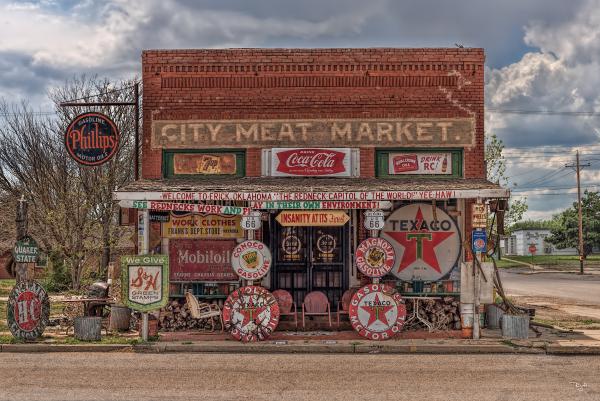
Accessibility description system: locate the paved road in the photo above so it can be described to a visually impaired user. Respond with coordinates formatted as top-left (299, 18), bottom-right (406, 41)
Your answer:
top-left (0, 353), bottom-right (599, 401)
top-left (500, 270), bottom-right (600, 305)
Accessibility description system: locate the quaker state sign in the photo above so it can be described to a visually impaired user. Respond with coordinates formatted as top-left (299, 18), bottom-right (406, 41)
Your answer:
top-left (64, 112), bottom-right (120, 166)
top-left (223, 286), bottom-right (280, 342)
top-left (7, 280), bottom-right (50, 340)
top-left (381, 203), bottom-right (461, 281)
top-left (121, 254), bottom-right (169, 312)
top-left (231, 240), bottom-right (272, 280)
top-left (355, 237), bottom-right (395, 278)
top-left (348, 284), bottom-right (406, 341)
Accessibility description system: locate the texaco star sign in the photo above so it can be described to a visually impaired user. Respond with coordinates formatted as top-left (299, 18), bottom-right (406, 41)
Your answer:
top-left (223, 286), bottom-right (280, 342)
top-left (349, 284), bottom-right (406, 341)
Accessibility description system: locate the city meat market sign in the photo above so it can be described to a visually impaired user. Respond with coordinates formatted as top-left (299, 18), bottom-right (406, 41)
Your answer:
top-left (223, 286), bottom-right (280, 342)
top-left (13, 236), bottom-right (39, 263)
top-left (355, 238), bottom-right (396, 278)
top-left (231, 240), bottom-right (272, 280)
top-left (7, 280), bottom-right (50, 340)
top-left (349, 283), bottom-right (406, 341)
top-left (151, 118), bottom-right (475, 149)
top-left (121, 254), bottom-right (169, 312)
top-left (381, 203), bottom-right (461, 281)
top-left (65, 112), bottom-right (119, 166)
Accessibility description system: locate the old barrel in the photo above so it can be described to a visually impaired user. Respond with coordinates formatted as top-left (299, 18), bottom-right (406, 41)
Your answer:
top-left (74, 316), bottom-right (102, 341)
top-left (501, 314), bottom-right (529, 339)
top-left (486, 304), bottom-right (504, 329)
top-left (109, 305), bottom-right (131, 331)
top-left (460, 303), bottom-right (474, 338)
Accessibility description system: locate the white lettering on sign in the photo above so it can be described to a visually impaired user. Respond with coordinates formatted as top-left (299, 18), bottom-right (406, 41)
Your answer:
top-left (388, 152), bottom-right (452, 175)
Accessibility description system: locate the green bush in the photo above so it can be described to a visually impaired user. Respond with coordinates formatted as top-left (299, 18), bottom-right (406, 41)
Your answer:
top-left (42, 252), bottom-right (71, 293)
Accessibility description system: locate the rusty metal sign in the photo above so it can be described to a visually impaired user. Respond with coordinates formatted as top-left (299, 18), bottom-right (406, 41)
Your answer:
top-left (355, 238), bottom-right (396, 278)
top-left (348, 283), bottom-right (406, 341)
top-left (223, 286), bottom-right (280, 342)
top-left (231, 240), bottom-right (272, 280)
top-left (471, 203), bottom-right (487, 228)
top-left (7, 280), bottom-right (50, 340)
top-left (64, 112), bottom-right (119, 166)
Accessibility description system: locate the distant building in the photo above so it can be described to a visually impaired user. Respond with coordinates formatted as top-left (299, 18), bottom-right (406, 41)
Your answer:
top-left (500, 229), bottom-right (577, 256)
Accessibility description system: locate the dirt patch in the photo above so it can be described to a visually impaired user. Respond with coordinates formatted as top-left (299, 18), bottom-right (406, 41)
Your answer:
top-left (510, 295), bottom-right (600, 330)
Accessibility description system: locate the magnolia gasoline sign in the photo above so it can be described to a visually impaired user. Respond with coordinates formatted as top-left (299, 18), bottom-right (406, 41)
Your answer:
top-left (121, 254), bottom-right (169, 312)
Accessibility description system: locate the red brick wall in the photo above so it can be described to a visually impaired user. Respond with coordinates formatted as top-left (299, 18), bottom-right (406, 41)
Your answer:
top-left (141, 48), bottom-right (485, 180)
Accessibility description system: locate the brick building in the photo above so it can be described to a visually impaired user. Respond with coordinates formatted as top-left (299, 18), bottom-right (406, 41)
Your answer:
top-left (115, 48), bottom-right (508, 327)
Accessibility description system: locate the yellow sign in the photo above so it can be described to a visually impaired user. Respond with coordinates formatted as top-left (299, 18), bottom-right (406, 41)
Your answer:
top-left (162, 214), bottom-right (243, 239)
top-left (173, 153), bottom-right (236, 175)
top-left (275, 211), bottom-right (350, 227)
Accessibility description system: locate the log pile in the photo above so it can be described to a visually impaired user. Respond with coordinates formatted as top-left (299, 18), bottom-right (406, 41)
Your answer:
top-left (404, 296), bottom-right (461, 331)
top-left (158, 299), bottom-right (220, 331)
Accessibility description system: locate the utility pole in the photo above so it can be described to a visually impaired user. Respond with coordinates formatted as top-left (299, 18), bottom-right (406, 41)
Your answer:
top-left (566, 150), bottom-right (590, 275)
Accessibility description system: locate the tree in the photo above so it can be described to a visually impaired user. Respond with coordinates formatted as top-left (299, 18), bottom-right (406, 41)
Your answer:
top-left (546, 190), bottom-right (600, 256)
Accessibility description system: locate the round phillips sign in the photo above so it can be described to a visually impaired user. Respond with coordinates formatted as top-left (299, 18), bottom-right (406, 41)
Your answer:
top-left (64, 112), bottom-right (120, 166)
top-left (223, 286), bottom-right (280, 342)
top-left (355, 237), bottom-right (395, 278)
top-left (231, 240), bottom-right (272, 280)
top-left (7, 280), bottom-right (50, 340)
top-left (381, 203), bottom-right (461, 281)
top-left (348, 283), bottom-right (406, 341)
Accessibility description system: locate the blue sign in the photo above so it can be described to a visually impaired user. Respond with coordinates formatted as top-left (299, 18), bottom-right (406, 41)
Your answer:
top-left (472, 230), bottom-right (487, 253)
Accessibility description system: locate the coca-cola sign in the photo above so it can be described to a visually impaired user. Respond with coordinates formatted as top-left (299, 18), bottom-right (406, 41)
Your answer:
top-left (269, 148), bottom-right (353, 177)
top-left (64, 112), bottom-right (120, 166)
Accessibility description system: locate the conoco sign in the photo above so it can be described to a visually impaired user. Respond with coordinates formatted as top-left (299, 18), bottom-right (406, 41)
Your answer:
top-left (381, 203), bottom-right (461, 281)
top-left (65, 112), bottom-right (119, 166)
top-left (223, 286), bottom-right (280, 342)
top-left (349, 284), bottom-right (406, 341)
top-left (231, 240), bottom-right (272, 280)
top-left (7, 280), bottom-right (50, 340)
top-left (355, 237), bottom-right (395, 278)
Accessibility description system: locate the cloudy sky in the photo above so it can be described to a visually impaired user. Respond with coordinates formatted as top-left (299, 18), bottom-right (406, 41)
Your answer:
top-left (1, 0), bottom-right (600, 221)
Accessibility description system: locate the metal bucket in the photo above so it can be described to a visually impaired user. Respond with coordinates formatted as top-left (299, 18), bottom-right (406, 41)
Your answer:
top-left (109, 305), bottom-right (131, 331)
top-left (460, 303), bottom-right (474, 338)
top-left (486, 304), bottom-right (504, 329)
top-left (501, 314), bottom-right (529, 339)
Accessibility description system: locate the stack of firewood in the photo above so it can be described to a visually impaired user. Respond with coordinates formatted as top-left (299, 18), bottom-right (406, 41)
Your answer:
top-left (158, 299), bottom-right (220, 331)
top-left (404, 296), bottom-right (461, 331)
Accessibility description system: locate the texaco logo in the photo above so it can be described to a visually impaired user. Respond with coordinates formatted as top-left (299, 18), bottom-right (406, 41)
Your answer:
top-left (223, 286), bottom-right (280, 342)
top-left (355, 237), bottom-right (396, 278)
top-left (349, 284), bottom-right (406, 341)
top-left (381, 203), bottom-right (461, 281)
top-left (7, 280), bottom-right (50, 340)
top-left (231, 240), bottom-right (272, 280)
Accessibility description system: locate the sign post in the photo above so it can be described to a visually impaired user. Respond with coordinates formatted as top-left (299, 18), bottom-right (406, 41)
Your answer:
top-left (529, 243), bottom-right (537, 266)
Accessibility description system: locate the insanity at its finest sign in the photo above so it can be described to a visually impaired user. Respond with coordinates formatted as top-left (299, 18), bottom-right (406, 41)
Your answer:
top-left (389, 152), bottom-right (452, 175)
top-left (162, 213), bottom-right (243, 239)
top-left (7, 280), bottom-right (50, 340)
top-left (13, 236), bottom-right (39, 263)
top-left (151, 118), bottom-right (475, 149)
top-left (169, 239), bottom-right (237, 281)
top-left (231, 240), bottom-right (272, 280)
top-left (121, 254), bottom-right (169, 312)
top-left (355, 238), bottom-right (396, 278)
top-left (381, 203), bottom-right (461, 281)
top-left (65, 112), bottom-right (119, 166)
top-left (271, 148), bottom-right (350, 177)
top-left (223, 286), bottom-right (280, 342)
top-left (275, 211), bottom-right (350, 227)
top-left (174, 153), bottom-right (237, 175)
top-left (348, 284), bottom-right (406, 341)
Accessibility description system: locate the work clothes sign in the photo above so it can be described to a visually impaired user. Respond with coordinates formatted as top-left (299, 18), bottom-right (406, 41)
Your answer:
top-left (162, 213), bottom-right (243, 239)
top-left (121, 254), bottom-right (169, 312)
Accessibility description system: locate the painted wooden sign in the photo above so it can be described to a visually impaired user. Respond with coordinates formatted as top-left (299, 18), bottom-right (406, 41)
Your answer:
top-left (269, 148), bottom-right (352, 177)
top-left (250, 200), bottom-right (392, 210)
top-left (121, 254), bottom-right (169, 312)
top-left (13, 236), bottom-right (39, 263)
top-left (7, 280), bottom-right (50, 340)
top-left (388, 152), bottom-right (452, 175)
top-left (223, 286), bottom-right (280, 342)
top-left (471, 203), bottom-right (487, 228)
top-left (173, 153), bottom-right (237, 175)
top-left (169, 239), bottom-right (237, 281)
top-left (348, 283), bottom-right (406, 341)
top-left (162, 214), bottom-right (243, 239)
top-left (381, 203), bottom-right (461, 281)
top-left (355, 238), bottom-right (396, 278)
top-left (275, 211), bottom-right (350, 227)
top-left (231, 240), bottom-right (272, 280)
top-left (151, 118), bottom-right (475, 149)
top-left (119, 200), bottom-right (252, 216)
top-left (64, 112), bottom-right (119, 166)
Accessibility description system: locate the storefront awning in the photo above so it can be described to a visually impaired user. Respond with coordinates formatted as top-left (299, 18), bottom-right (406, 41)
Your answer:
top-left (114, 177), bottom-right (509, 202)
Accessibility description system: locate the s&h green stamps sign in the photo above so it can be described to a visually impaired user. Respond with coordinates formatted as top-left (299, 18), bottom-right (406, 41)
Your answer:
top-left (121, 255), bottom-right (169, 312)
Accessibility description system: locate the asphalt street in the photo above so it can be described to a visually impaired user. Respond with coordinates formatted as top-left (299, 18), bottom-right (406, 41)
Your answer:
top-left (500, 270), bottom-right (600, 305)
top-left (0, 353), bottom-right (598, 401)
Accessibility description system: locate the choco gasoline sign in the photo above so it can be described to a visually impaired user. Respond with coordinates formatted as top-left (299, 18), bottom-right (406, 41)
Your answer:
top-left (121, 254), bottom-right (169, 312)
top-left (381, 203), bottom-right (461, 281)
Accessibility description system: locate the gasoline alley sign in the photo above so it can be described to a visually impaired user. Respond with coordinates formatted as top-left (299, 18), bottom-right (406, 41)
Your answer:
top-left (381, 203), bottom-right (461, 281)
top-left (151, 118), bottom-right (475, 149)
top-left (65, 112), bottom-right (119, 166)
top-left (121, 254), bottom-right (169, 312)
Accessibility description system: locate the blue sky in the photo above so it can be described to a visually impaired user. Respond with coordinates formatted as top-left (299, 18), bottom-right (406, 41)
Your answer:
top-left (1, 0), bottom-right (600, 220)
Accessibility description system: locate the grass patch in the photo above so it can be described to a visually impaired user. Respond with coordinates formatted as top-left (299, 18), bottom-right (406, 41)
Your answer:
top-left (0, 279), bottom-right (15, 297)
top-left (0, 301), bottom-right (7, 332)
top-left (533, 317), bottom-right (600, 330)
top-left (496, 255), bottom-right (600, 269)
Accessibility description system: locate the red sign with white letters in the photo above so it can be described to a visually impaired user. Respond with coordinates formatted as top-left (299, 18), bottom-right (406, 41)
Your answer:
top-left (272, 148), bottom-right (350, 176)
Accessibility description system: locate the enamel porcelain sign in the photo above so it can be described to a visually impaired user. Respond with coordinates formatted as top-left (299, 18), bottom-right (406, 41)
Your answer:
top-left (65, 112), bottom-right (119, 166)
top-left (223, 286), bottom-right (280, 342)
top-left (348, 284), bottom-right (406, 341)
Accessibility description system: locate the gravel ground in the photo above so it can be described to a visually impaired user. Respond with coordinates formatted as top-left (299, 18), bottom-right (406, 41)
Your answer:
top-left (0, 353), bottom-right (599, 401)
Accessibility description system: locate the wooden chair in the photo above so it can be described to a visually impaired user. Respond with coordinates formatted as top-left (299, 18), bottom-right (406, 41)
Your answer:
top-left (302, 291), bottom-right (332, 329)
top-left (337, 288), bottom-right (358, 326)
top-left (185, 291), bottom-right (224, 332)
top-left (273, 289), bottom-right (298, 329)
